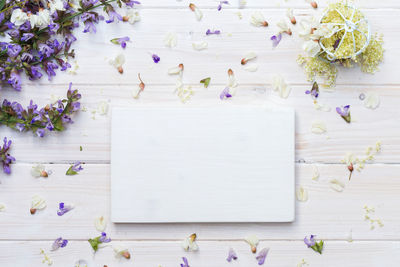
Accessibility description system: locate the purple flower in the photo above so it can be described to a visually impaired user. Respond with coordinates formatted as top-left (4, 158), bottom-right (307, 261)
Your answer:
top-left (57, 202), bottom-right (74, 216)
top-left (38, 44), bottom-right (54, 59)
top-left (220, 87), bottom-right (232, 100)
top-left (106, 9), bottom-right (123, 24)
top-left (270, 33), bottom-right (282, 48)
top-left (21, 52), bottom-right (33, 62)
top-left (305, 82), bottom-right (319, 99)
top-left (45, 61), bottom-right (59, 80)
top-left (36, 129), bottom-right (45, 138)
top-left (217, 1), bottom-right (229, 11)
top-left (206, 29), bottom-right (221, 35)
top-left (99, 232), bottom-right (111, 243)
top-left (152, 54), bottom-right (160, 63)
top-left (336, 105), bottom-right (351, 123)
top-left (7, 44), bottom-right (21, 57)
top-left (30, 66), bottom-right (43, 80)
top-left (304, 235), bottom-right (316, 247)
top-left (8, 72), bottom-right (21, 91)
top-left (256, 248), bottom-right (269, 265)
top-left (51, 237), bottom-right (68, 251)
top-left (180, 257), bottom-right (189, 267)
top-left (0, 137), bottom-right (15, 174)
top-left (66, 161), bottom-right (83, 175)
top-left (124, 0), bottom-right (141, 7)
top-left (21, 33), bottom-right (34, 42)
top-left (111, 36), bottom-right (130, 48)
top-left (226, 248), bottom-right (238, 262)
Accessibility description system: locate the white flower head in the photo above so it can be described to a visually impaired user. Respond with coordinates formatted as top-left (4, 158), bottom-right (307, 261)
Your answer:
top-left (245, 235), bottom-right (259, 253)
top-left (241, 51), bottom-right (257, 65)
top-left (363, 93), bottom-right (380, 109)
top-left (296, 186), bottom-right (308, 202)
top-left (182, 233), bottom-right (199, 252)
top-left (311, 120), bottom-right (327, 134)
top-left (31, 195), bottom-right (47, 214)
top-left (164, 32), bottom-right (177, 48)
top-left (250, 11), bottom-right (268, 27)
top-left (95, 216), bottom-right (107, 232)
top-left (189, 3), bottom-right (203, 21)
top-left (302, 40), bottom-right (321, 57)
top-left (30, 9), bottom-right (51, 29)
top-left (109, 54), bottom-right (125, 74)
top-left (124, 9), bottom-right (141, 24)
top-left (277, 19), bottom-right (292, 35)
top-left (192, 41), bottom-right (208, 51)
top-left (272, 75), bottom-right (291, 98)
top-left (298, 17), bottom-right (320, 40)
top-left (113, 246), bottom-right (131, 259)
top-left (31, 164), bottom-right (52, 178)
top-left (10, 9), bottom-right (29, 26)
top-left (50, 0), bottom-right (66, 12)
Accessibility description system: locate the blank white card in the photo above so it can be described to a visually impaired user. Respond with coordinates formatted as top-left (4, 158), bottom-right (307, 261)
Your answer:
top-left (111, 107), bottom-right (295, 223)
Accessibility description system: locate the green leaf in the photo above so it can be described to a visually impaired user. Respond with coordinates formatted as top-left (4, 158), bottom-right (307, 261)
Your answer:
top-left (311, 240), bottom-right (324, 254)
top-left (88, 237), bottom-right (101, 252)
top-left (200, 77), bottom-right (211, 88)
top-left (80, 146), bottom-right (83, 151)
top-left (0, 0), bottom-right (6, 11)
top-left (110, 38), bottom-right (120, 45)
top-left (66, 165), bottom-right (78, 176)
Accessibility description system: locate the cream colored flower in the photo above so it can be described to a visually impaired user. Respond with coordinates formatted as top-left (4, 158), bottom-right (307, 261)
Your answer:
top-left (10, 9), bottom-right (29, 26)
top-left (31, 164), bottom-right (51, 178)
top-left (277, 19), bottom-right (291, 35)
top-left (30, 9), bottom-right (51, 29)
top-left (245, 235), bottom-right (259, 253)
top-left (313, 24), bottom-right (337, 39)
top-left (94, 216), bottom-right (107, 232)
top-left (124, 9), bottom-right (140, 24)
top-left (241, 51), bottom-right (257, 65)
top-left (164, 32), bottom-right (177, 48)
top-left (168, 64), bottom-right (184, 75)
top-left (109, 54), bottom-right (125, 74)
top-left (182, 233), bottom-right (198, 251)
top-left (313, 102), bottom-right (331, 112)
top-left (329, 179), bottom-right (345, 192)
top-left (272, 75), bottom-right (291, 98)
top-left (296, 186), bottom-right (308, 202)
top-left (31, 195), bottom-right (47, 214)
top-left (311, 121), bottom-right (326, 134)
top-left (363, 93), bottom-right (380, 109)
top-left (250, 11), bottom-right (268, 27)
top-left (192, 41), bottom-right (208, 51)
top-left (303, 40), bottom-right (321, 57)
top-left (113, 246), bottom-right (131, 259)
top-left (50, 0), bottom-right (66, 12)
top-left (227, 69), bottom-right (238, 88)
top-left (298, 17), bottom-right (320, 40)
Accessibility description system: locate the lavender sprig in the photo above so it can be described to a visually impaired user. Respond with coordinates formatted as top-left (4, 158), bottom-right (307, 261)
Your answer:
top-left (0, 83), bottom-right (81, 137)
top-left (0, 137), bottom-right (15, 174)
top-left (88, 232), bottom-right (111, 252)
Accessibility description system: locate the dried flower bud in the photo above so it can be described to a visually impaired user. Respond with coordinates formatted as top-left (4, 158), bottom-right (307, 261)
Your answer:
top-left (123, 16), bottom-right (129, 22)
top-left (122, 251), bottom-right (131, 259)
top-left (348, 163), bottom-right (354, 180)
top-left (262, 21), bottom-right (268, 27)
top-left (189, 233), bottom-right (197, 242)
top-left (44, 105), bottom-right (50, 112)
top-left (41, 171), bottom-right (49, 178)
top-left (179, 63), bottom-right (184, 71)
top-left (251, 245), bottom-right (257, 253)
top-left (118, 66), bottom-right (123, 74)
top-left (30, 208), bottom-right (36, 214)
top-left (311, 1), bottom-right (318, 8)
top-left (228, 69), bottom-right (233, 76)
top-left (189, 3), bottom-right (196, 11)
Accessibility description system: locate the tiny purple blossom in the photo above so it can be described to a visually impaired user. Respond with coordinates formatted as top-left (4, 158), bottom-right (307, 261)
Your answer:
top-left (7, 44), bottom-right (21, 57)
top-left (226, 248), bottom-right (238, 262)
top-left (270, 33), bottom-right (282, 48)
top-left (57, 202), bottom-right (74, 216)
top-left (124, 0), bottom-right (141, 7)
top-left (217, 1), bottom-right (229, 11)
top-left (180, 257), bottom-right (189, 267)
top-left (206, 29), bottom-right (221, 35)
top-left (8, 72), bottom-right (21, 91)
top-left (21, 33), bottom-right (34, 42)
top-left (304, 235), bottom-right (316, 247)
top-left (111, 36), bottom-right (130, 48)
top-left (51, 237), bottom-right (68, 251)
top-left (106, 10), bottom-right (123, 23)
top-left (36, 129), bottom-right (45, 138)
top-left (0, 137), bottom-right (15, 174)
top-left (336, 105), bottom-right (350, 117)
top-left (305, 82), bottom-right (319, 99)
top-left (256, 248), bottom-right (269, 265)
top-left (99, 232), bottom-right (111, 243)
top-left (152, 54), bottom-right (160, 63)
top-left (72, 161), bottom-right (83, 172)
top-left (220, 87), bottom-right (232, 100)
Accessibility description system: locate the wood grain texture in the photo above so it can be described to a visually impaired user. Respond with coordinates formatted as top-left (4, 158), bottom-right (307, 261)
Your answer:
top-left (0, 0), bottom-right (399, 265)
top-left (0, 241), bottom-right (399, 267)
top-left (0, 163), bottom-right (398, 240)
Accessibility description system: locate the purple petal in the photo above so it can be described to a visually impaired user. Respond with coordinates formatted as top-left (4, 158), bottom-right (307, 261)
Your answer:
top-left (226, 248), bottom-right (238, 262)
top-left (270, 33), bottom-right (282, 48)
top-left (256, 248), bottom-right (269, 265)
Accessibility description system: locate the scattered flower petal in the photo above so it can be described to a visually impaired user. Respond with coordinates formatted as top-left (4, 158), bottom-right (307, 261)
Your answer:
top-left (189, 3), bottom-right (203, 21)
top-left (227, 68), bottom-right (238, 88)
top-left (51, 237), bottom-right (68, 251)
top-left (0, 203), bottom-right (5, 212)
top-left (311, 121), bottom-right (327, 134)
top-left (109, 54), bottom-right (126, 74)
top-left (66, 161), bottom-right (83, 175)
top-left (110, 37), bottom-right (130, 48)
top-left (168, 64), bottom-right (184, 75)
top-left (113, 246), bottom-right (131, 259)
top-left (304, 235), bottom-right (323, 254)
top-left (226, 248), bottom-right (238, 262)
top-left (250, 11), bottom-right (268, 27)
top-left (245, 235), bottom-right (259, 253)
top-left (311, 165), bottom-right (319, 181)
top-left (306, 0), bottom-right (318, 8)
top-left (164, 32), bottom-right (178, 48)
top-left (363, 93), bottom-right (380, 109)
top-left (180, 257), bottom-right (190, 267)
top-left (296, 186), bottom-right (309, 202)
top-left (330, 179), bottom-right (345, 192)
top-left (206, 29), bottom-right (221, 35)
top-left (270, 33), bottom-right (282, 48)
top-left (336, 105), bottom-right (351, 123)
top-left (244, 64), bottom-right (258, 72)
top-left (133, 73), bottom-right (146, 99)
top-left (277, 19), bottom-right (292, 35)
top-left (31, 164), bottom-right (51, 178)
top-left (303, 40), bottom-right (321, 57)
top-left (95, 216), bottom-right (107, 232)
top-left (217, 1), bottom-right (229, 11)
top-left (31, 195), bottom-right (47, 215)
top-left (152, 54), bottom-right (161, 63)
top-left (220, 87), bottom-right (232, 100)
top-left (182, 233), bottom-right (199, 252)
top-left (89, 232), bottom-right (111, 252)
top-left (272, 75), bottom-right (291, 98)
top-left (241, 51), bottom-right (257, 65)
top-left (57, 202), bottom-right (74, 216)
top-left (256, 248), bottom-right (269, 265)
top-left (192, 41), bottom-right (208, 51)
top-left (123, 10), bottom-right (141, 24)
top-left (287, 8), bottom-right (296, 24)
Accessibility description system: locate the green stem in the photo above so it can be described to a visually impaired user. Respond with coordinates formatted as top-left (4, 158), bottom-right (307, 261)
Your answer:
top-left (0, 0), bottom-right (28, 14)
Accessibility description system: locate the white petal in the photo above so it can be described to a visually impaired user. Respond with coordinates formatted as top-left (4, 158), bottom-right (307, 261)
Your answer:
top-left (227, 75), bottom-right (238, 88)
top-left (243, 51), bottom-right (257, 61)
top-left (277, 19), bottom-right (290, 33)
top-left (194, 8), bottom-right (203, 21)
top-left (97, 101), bottom-right (109, 116)
top-left (109, 54), bottom-right (125, 68)
top-left (94, 216), bottom-right (107, 232)
top-left (364, 93), bottom-right (380, 109)
top-left (311, 121), bottom-right (327, 134)
top-left (164, 32), bottom-right (177, 48)
top-left (168, 66), bottom-right (182, 75)
top-left (0, 203), bottom-right (5, 212)
top-left (113, 245), bottom-right (129, 258)
top-left (347, 229), bottom-right (353, 243)
top-left (192, 41), bottom-right (208, 51)
top-left (31, 164), bottom-right (45, 178)
top-left (31, 195), bottom-right (47, 210)
top-left (250, 11), bottom-right (266, 27)
top-left (312, 165), bottom-right (320, 181)
top-left (302, 40), bottom-right (321, 57)
top-left (272, 75), bottom-right (291, 98)
top-left (296, 186), bottom-right (309, 202)
top-left (342, 152), bottom-right (356, 165)
top-left (330, 179), bottom-right (345, 192)
top-left (314, 102), bottom-right (331, 112)
top-left (245, 235), bottom-right (259, 247)
top-left (244, 64), bottom-right (258, 72)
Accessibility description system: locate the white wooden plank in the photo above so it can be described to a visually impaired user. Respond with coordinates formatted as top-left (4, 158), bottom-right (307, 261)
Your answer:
top-left (1, 84), bottom-right (398, 163)
top-left (0, 240), bottom-right (398, 267)
top-left (10, 9), bottom-right (397, 87)
top-left (111, 107), bottom-right (295, 223)
top-left (0, 163), bottom-right (398, 240)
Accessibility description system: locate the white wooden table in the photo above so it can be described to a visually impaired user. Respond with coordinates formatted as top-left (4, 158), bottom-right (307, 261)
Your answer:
top-left (1, 0), bottom-right (400, 266)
